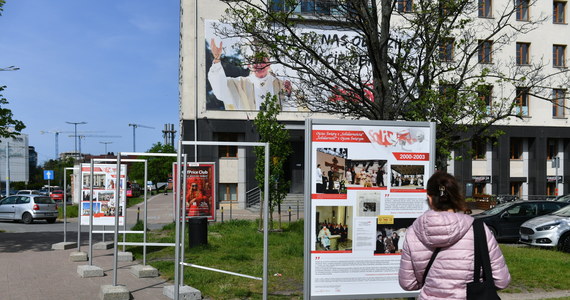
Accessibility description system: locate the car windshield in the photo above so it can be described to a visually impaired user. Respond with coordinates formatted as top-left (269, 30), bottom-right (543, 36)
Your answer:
top-left (478, 202), bottom-right (511, 215)
top-left (34, 197), bottom-right (55, 204)
top-left (552, 205), bottom-right (570, 217)
top-left (556, 195), bottom-right (570, 202)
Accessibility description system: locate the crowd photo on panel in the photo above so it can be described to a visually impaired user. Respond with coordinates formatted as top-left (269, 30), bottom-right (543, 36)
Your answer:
top-left (316, 147), bottom-right (392, 194)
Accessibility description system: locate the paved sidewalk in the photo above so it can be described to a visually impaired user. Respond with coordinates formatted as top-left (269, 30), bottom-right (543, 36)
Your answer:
top-left (0, 193), bottom-right (269, 300)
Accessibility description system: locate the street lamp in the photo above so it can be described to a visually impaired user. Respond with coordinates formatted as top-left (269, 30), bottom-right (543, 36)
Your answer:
top-left (66, 121), bottom-right (87, 159)
top-left (100, 141), bottom-right (112, 154)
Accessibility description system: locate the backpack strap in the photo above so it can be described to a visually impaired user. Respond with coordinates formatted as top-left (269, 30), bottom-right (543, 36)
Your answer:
top-left (422, 247), bottom-right (441, 286)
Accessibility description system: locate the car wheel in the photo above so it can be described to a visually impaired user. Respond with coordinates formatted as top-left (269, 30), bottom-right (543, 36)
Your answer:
top-left (559, 234), bottom-right (570, 253)
top-left (22, 212), bottom-right (33, 224)
top-left (46, 218), bottom-right (56, 224)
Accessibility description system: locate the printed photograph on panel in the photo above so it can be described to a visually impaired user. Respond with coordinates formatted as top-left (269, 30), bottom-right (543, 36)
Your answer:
top-left (345, 160), bottom-right (388, 188)
top-left (374, 218), bottom-right (415, 255)
top-left (315, 205), bottom-right (353, 251)
top-left (357, 190), bottom-right (381, 217)
top-left (82, 174), bottom-right (106, 189)
top-left (390, 165), bottom-right (425, 190)
top-left (315, 148), bottom-right (348, 194)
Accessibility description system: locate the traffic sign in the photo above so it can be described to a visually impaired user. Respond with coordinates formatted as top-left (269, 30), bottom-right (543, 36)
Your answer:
top-left (44, 170), bottom-right (54, 180)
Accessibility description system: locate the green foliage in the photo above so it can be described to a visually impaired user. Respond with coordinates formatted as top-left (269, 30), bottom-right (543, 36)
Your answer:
top-left (126, 219), bottom-right (305, 299)
top-left (124, 219), bottom-right (570, 299)
top-left (253, 94), bottom-right (292, 228)
top-left (0, 86), bottom-right (25, 139)
top-left (57, 204), bottom-right (78, 218)
top-left (39, 156), bottom-right (75, 187)
top-left (500, 245), bottom-right (570, 293)
top-left (128, 142), bottom-right (176, 184)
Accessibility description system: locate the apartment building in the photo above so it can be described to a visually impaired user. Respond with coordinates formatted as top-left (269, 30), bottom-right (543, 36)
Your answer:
top-left (179, 0), bottom-right (570, 208)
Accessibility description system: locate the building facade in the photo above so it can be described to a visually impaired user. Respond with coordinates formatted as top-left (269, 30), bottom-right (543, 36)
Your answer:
top-left (180, 0), bottom-right (570, 208)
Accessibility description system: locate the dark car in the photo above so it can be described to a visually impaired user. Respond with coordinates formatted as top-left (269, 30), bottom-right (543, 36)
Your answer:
top-left (472, 200), bottom-right (570, 241)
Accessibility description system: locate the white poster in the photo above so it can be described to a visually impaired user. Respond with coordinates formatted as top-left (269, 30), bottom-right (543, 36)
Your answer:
top-left (307, 120), bottom-right (434, 298)
top-left (80, 164), bottom-right (127, 226)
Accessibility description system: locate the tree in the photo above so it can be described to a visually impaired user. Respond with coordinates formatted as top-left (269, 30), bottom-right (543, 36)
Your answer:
top-left (128, 143), bottom-right (176, 189)
top-left (254, 94), bottom-right (292, 230)
top-left (215, 0), bottom-right (570, 169)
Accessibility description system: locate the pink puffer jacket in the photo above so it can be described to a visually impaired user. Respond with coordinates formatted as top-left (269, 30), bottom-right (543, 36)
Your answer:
top-left (399, 210), bottom-right (510, 299)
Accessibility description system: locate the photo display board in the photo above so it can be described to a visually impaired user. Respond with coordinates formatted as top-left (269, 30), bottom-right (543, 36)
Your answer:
top-left (80, 164), bottom-right (127, 226)
top-left (305, 119), bottom-right (435, 299)
top-left (173, 163), bottom-right (216, 221)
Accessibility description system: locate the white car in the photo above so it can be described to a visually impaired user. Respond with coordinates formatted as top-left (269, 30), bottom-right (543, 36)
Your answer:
top-left (519, 205), bottom-right (570, 253)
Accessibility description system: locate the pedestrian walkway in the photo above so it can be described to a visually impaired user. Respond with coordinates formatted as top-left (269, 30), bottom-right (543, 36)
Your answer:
top-left (1, 193), bottom-right (568, 299)
top-left (0, 193), bottom-right (268, 300)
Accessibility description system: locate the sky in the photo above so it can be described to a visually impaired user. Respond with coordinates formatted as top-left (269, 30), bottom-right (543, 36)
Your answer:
top-left (0, 0), bottom-right (180, 164)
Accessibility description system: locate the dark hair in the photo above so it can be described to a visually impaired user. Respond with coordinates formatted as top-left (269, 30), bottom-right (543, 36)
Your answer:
top-left (426, 171), bottom-right (466, 212)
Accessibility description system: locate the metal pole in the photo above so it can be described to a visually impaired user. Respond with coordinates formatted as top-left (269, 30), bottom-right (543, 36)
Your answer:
top-left (63, 168), bottom-right (68, 243)
top-left (143, 160), bottom-right (148, 265)
top-left (5, 142), bottom-right (9, 197)
top-left (174, 140), bottom-right (183, 299)
top-left (89, 160), bottom-right (95, 266)
top-left (180, 156), bottom-right (188, 283)
top-left (77, 169), bottom-right (82, 253)
top-left (263, 143), bottom-right (269, 300)
top-left (193, 0), bottom-right (199, 162)
top-left (113, 154), bottom-right (122, 286)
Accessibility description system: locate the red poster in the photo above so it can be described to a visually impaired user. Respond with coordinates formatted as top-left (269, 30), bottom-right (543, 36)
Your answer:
top-left (173, 163), bottom-right (215, 221)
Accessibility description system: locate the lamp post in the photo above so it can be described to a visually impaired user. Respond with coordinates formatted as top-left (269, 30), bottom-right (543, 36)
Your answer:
top-left (100, 141), bottom-right (112, 154)
top-left (66, 121), bottom-right (86, 159)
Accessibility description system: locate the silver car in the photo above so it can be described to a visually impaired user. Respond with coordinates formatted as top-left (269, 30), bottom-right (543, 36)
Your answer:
top-left (519, 205), bottom-right (570, 253)
top-left (0, 194), bottom-right (58, 224)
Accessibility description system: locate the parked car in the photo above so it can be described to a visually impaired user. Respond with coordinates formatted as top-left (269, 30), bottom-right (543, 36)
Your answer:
top-left (519, 205), bottom-right (570, 252)
top-left (49, 190), bottom-right (64, 202)
top-left (126, 182), bottom-right (141, 198)
top-left (0, 194), bottom-right (58, 224)
top-left (472, 200), bottom-right (570, 241)
top-left (552, 194), bottom-right (570, 203)
top-left (16, 189), bottom-right (42, 195)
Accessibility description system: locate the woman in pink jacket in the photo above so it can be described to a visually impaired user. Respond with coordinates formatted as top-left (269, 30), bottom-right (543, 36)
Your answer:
top-left (398, 171), bottom-right (510, 299)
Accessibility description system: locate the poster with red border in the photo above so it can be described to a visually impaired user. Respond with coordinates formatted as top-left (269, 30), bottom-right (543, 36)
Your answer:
top-left (173, 162), bottom-right (216, 221)
top-left (306, 120), bottom-right (435, 299)
top-left (80, 164), bottom-right (127, 226)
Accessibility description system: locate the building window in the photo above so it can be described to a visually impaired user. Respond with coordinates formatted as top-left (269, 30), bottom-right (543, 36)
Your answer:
top-left (478, 40), bottom-right (493, 63)
top-left (516, 42), bottom-right (530, 65)
top-left (474, 183), bottom-right (486, 195)
top-left (553, 44), bottom-right (566, 67)
top-left (547, 139), bottom-right (559, 160)
top-left (270, 0), bottom-right (337, 15)
top-left (217, 132), bottom-right (239, 158)
top-left (478, 85), bottom-right (493, 114)
top-left (219, 183), bottom-right (237, 201)
top-left (553, 89), bottom-right (566, 117)
top-left (547, 182), bottom-right (557, 196)
top-left (510, 181), bottom-right (522, 197)
top-left (397, 0), bottom-right (413, 12)
top-left (516, 0), bottom-right (530, 21)
top-left (515, 87), bottom-right (529, 116)
top-left (439, 84), bottom-right (456, 101)
top-left (510, 138), bottom-right (523, 159)
top-left (554, 1), bottom-right (566, 24)
top-left (439, 38), bottom-right (454, 62)
top-left (479, 0), bottom-right (492, 17)
top-left (472, 138), bottom-right (487, 160)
